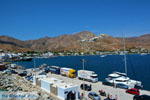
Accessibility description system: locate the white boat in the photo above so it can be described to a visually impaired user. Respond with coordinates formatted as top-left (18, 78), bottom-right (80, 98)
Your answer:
top-left (119, 52), bottom-right (124, 55)
top-left (141, 53), bottom-right (147, 56)
top-left (100, 55), bottom-right (106, 57)
top-left (105, 37), bottom-right (142, 88)
top-left (105, 72), bottom-right (142, 88)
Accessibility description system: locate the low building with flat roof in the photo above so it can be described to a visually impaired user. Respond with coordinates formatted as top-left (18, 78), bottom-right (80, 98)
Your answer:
top-left (33, 75), bottom-right (78, 100)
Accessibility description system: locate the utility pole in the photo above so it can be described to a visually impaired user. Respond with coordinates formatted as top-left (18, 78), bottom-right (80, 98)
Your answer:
top-left (81, 59), bottom-right (86, 100)
top-left (34, 56), bottom-right (36, 82)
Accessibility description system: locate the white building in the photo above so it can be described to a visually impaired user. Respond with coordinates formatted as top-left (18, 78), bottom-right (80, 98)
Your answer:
top-left (58, 53), bottom-right (64, 56)
top-left (43, 52), bottom-right (53, 57)
top-left (33, 76), bottom-right (78, 100)
top-left (0, 53), bottom-right (9, 59)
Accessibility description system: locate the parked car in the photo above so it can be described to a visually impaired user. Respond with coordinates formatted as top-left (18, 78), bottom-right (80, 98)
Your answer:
top-left (104, 98), bottom-right (114, 100)
top-left (25, 75), bottom-right (33, 81)
top-left (18, 73), bottom-right (26, 76)
top-left (11, 70), bottom-right (18, 74)
top-left (4, 69), bottom-right (18, 74)
top-left (4, 69), bottom-right (12, 73)
top-left (80, 84), bottom-right (92, 91)
top-left (102, 81), bottom-right (114, 86)
top-left (88, 92), bottom-right (101, 100)
top-left (116, 83), bottom-right (128, 89)
top-left (126, 88), bottom-right (140, 95)
top-left (44, 67), bottom-right (50, 73)
top-left (39, 71), bottom-right (46, 75)
top-left (133, 95), bottom-right (150, 100)
top-left (18, 70), bottom-right (27, 76)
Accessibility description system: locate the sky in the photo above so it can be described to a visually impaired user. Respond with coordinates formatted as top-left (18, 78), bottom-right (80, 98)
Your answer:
top-left (0, 0), bottom-right (150, 40)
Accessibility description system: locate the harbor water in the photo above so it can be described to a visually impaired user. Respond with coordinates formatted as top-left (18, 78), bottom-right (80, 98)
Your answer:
top-left (13, 54), bottom-right (150, 90)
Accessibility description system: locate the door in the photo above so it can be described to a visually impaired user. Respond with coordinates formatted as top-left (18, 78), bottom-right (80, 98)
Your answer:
top-left (67, 91), bottom-right (76, 100)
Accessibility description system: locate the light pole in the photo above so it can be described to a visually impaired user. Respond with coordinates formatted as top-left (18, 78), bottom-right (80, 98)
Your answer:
top-left (81, 59), bottom-right (86, 100)
top-left (34, 56), bottom-right (36, 82)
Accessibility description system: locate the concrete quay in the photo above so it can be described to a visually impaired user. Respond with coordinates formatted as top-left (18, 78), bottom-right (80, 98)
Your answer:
top-left (46, 73), bottom-right (150, 100)
top-left (27, 69), bottom-right (150, 100)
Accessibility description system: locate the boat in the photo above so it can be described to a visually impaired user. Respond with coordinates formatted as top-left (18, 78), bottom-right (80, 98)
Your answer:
top-left (42, 56), bottom-right (57, 59)
top-left (19, 57), bottom-right (32, 61)
top-left (119, 52), bottom-right (124, 55)
top-left (140, 53), bottom-right (147, 56)
top-left (105, 37), bottom-right (142, 89)
top-left (105, 72), bottom-right (142, 88)
top-left (100, 55), bottom-right (106, 57)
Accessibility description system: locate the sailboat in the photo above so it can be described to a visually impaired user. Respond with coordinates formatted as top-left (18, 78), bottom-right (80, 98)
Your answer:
top-left (105, 36), bottom-right (142, 89)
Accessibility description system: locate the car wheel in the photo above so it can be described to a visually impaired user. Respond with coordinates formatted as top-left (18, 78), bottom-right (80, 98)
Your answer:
top-left (88, 95), bottom-right (91, 99)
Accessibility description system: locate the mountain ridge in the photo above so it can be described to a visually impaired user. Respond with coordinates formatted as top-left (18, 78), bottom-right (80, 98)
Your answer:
top-left (0, 31), bottom-right (150, 52)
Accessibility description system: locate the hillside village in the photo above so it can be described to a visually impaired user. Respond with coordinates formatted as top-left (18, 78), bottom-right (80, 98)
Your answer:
top-left (0, 31), bottom-right (150, 60)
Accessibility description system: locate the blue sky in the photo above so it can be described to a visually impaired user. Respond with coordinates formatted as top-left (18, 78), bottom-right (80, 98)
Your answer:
top-left (0, 0), bottom-right (150, 40)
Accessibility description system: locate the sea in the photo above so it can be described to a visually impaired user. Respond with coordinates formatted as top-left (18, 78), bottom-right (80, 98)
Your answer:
top-left (13, 54), bottom-right (150, 90)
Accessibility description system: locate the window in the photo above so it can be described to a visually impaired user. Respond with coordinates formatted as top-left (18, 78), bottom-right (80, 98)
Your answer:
top-left (116, 80), bottom-right (127, 82)
top-left (132, 90), bottom-right (135, 91)
top-left (93, 94), bottom-right (98, 96)
top-left (91, 76), bottom-right (98, 78)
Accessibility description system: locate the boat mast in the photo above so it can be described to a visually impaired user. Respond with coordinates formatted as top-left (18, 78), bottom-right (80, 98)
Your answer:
top-left (123, 36), bottom-right (127, 76)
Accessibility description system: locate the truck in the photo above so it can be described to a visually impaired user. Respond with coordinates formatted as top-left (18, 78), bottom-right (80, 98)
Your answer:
top-left (10, 64), bottom-right (17, 69)
top-left (60, 67), bottom-right (76, 78)
top-left (49, 66), bottom-right (60, 74)
top-left (0, 64), bottom-right (7, 71)
top-left (78, 70), bottom-right (98, 82)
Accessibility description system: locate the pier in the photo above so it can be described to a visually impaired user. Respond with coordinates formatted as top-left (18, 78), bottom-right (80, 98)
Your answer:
top-left (27, 68), bottom-right (150, 100)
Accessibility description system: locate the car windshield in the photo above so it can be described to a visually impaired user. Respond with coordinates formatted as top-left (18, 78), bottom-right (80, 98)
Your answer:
top-left (93, 93), bottom-right (98, 96)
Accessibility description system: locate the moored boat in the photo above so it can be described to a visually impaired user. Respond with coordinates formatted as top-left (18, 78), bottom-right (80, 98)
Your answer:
top-left (105, 36), bottom-right (142, 89)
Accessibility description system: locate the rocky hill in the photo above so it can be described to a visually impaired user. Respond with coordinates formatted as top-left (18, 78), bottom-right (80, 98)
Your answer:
top-left (126, 34), bottom-right (150, 49)
top-left (0, 35), bottom-right (30, 52)
top-left (0, 31), bottom-right (150, 52)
